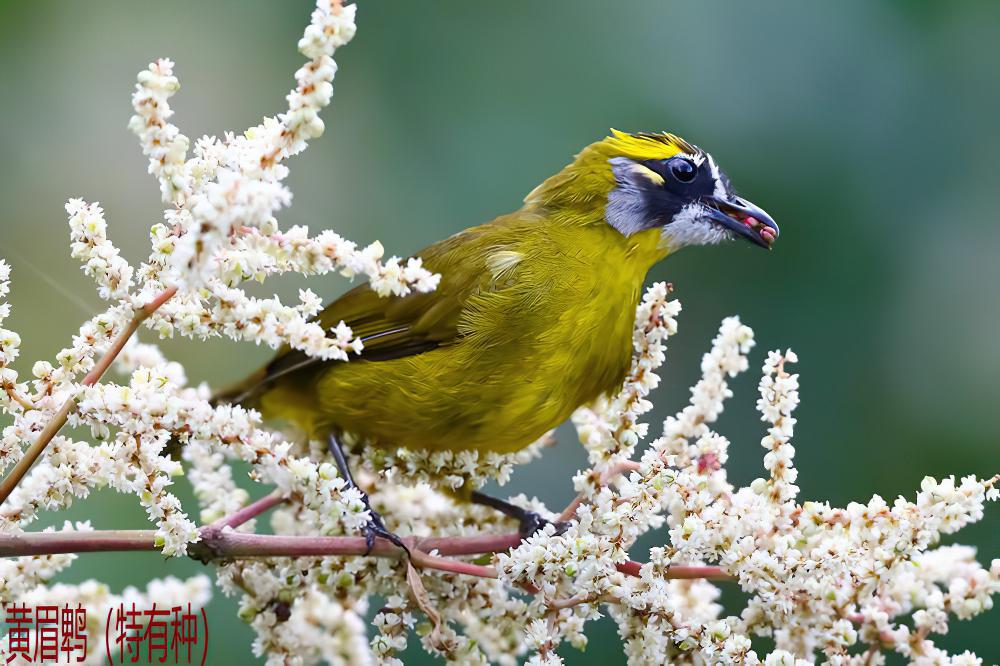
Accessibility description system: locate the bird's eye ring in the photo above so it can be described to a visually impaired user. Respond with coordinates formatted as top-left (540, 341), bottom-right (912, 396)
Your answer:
top-left (667, 157), bottom-right (697, 183)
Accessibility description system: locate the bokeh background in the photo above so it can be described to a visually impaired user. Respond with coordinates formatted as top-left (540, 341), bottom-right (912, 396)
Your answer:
top-left (1, 0), bottom-right (997, 663)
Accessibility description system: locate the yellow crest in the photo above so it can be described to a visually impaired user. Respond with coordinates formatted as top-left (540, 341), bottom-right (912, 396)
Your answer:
top-left (524, 130), bottom-right (699, 209)
top-left (602, 129), bottom-right (697, 161)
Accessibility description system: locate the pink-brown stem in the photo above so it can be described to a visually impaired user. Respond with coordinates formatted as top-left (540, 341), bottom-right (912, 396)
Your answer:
top-left (0, 528), bottom-right (732, 583)
top-left (408, 549), bottom-right (498, 579)
top-left (211, 491), bottom-right (286, 530)
top-left (0, 529), bottom-right (159, 556)
top-left (546, 592), bottom-right (601, 611)
top-left (189, 530), bottom-right (527, 563)
top-left (614, 559), bottom-right (730, 581)
top-left (0, 286), bottom-right (177, 507)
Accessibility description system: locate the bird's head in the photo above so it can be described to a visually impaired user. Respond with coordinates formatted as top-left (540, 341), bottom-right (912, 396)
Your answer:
top-left (525, 130), bottom-right (778, 251)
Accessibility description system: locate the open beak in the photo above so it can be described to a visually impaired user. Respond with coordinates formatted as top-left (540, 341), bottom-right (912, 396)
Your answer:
top-left (702, 195), bottom-right (779, 249)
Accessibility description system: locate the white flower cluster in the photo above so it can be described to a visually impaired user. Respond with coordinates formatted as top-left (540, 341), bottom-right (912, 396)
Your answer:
top-left (0, 1), bottom-right (430, 554)
top-left (1, 2), bottom-right (996, 665)
top-left (496, 298), bottom-right (998, 665)
top-left (573, 281), bottom-right (681, 469)
top-left (119, 0), bottom-right (435, 302)
top-left (0, 260), bottom-right (30, 459)
top-left (371, 594), bottom-right (414, 665)
top-left (66, 365), bottom-right (373, 554)
top-left (71, 0), bottom-right (438, 355)
top-left (0, 0), bottom-right (439, 646)
top-left (357, 432), bottom-right (551, 491)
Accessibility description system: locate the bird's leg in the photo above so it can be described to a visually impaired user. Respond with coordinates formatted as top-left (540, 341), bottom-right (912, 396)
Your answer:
top-left (327, 433), bottom-right (409, 556)
top-left (470, 490), bottom-right (570, 538)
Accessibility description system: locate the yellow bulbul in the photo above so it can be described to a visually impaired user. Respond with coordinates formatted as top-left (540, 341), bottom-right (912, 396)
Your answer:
top-left (221, 130), bottom-right (778, 546)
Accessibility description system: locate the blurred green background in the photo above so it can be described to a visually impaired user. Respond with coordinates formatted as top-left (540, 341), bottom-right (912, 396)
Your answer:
top-left (1, 0), bottom-right (997, 663)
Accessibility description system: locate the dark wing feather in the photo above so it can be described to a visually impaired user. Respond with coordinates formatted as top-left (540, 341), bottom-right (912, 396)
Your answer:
top-left (266, 280), bottom-right (456, 376)
top-left (228, 220), bottom-right (514, 402)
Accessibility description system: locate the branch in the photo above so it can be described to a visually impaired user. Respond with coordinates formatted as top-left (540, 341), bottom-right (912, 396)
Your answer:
top-left (614, 559), bottom-right (734, 581)
top-left (546, 592), bottom-right (602, 611)
top-left (0, 528), bottom-right (732, 584)
top-left (2, 381), bottom-right (35, 411)
top-left (0, 529), bottom-right (159, 555)
top-left (0, 286), bottom-right (177, 507)
top-left (209, 491), bottom-right (285, 530)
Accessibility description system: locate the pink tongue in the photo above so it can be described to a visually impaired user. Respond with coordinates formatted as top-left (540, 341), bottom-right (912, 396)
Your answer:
top-left (743, 216), bottom-right (759, 228)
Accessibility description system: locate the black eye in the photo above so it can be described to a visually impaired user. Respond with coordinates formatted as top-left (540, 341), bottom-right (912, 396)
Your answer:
top-left (667, 157), bottom-right (697, 183)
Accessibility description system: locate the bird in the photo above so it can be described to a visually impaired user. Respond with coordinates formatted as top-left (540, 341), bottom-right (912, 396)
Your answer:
top-left (218, 130), bottom-right (778, 549)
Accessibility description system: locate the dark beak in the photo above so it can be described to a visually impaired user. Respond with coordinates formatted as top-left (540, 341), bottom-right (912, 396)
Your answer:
top-left (702, 195), bottom-right (779, 249)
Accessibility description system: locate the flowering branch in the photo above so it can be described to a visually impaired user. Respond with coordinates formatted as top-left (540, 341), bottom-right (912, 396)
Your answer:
top-left (0, 286), bottom-right (177, 507)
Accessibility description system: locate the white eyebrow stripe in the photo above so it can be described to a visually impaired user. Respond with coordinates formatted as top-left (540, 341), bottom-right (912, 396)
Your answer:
top-left (706, 153), bottom-right (728, 200)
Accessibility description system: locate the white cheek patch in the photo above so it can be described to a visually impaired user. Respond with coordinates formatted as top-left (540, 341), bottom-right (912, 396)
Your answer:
top-left (660, 202), bottom-right (732, 250)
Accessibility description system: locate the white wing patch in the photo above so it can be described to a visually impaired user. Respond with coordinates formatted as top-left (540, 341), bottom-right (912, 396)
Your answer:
top-left (487, 250), bottom-right (523, 282)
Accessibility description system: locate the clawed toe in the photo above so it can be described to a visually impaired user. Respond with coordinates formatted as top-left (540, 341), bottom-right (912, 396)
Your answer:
top-left (361, 502), bottom-right (409, 557)
top-left (551, 520), bottom-right (571, 536)
top-left (470, 490), bottom-right (570, 540)
top-left (328, 433), bottom-right (409, 557)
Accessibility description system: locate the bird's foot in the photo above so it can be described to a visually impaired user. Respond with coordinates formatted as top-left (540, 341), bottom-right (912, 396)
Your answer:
top-left (327, 433), bottom-right (409, 557)
top-left (359, 495), bottom-right (409, 557)
top-left (518, 510), bottom-right (571, 539)
top-left (469, 490), bottom-right (570, 540)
